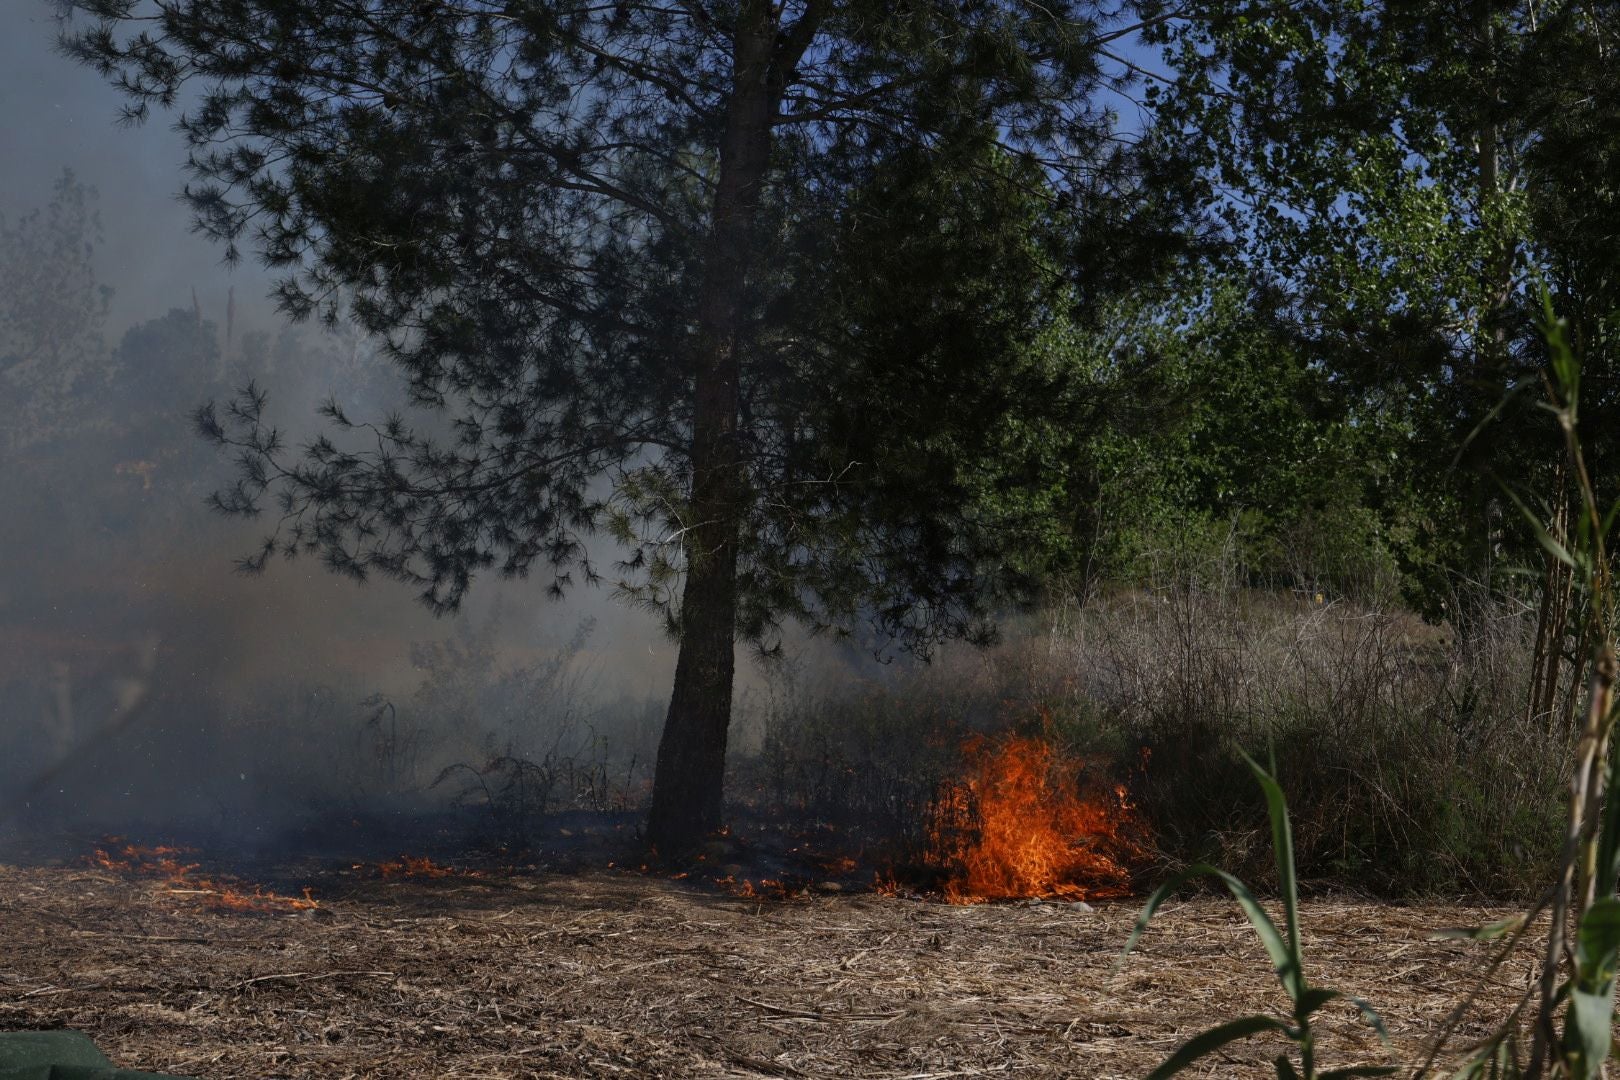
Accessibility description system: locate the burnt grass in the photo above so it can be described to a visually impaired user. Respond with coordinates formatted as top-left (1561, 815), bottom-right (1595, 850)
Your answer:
top-left (0, 856), bottom-right (1538, 1079)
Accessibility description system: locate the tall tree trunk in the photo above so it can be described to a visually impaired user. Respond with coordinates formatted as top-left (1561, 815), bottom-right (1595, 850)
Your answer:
top-left (1468, 0), bottom-right (1513, 582)
top-left (645, 4), bottom-right (778, 855)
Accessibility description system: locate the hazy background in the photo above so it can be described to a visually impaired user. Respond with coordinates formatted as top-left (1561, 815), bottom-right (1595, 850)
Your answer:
top-left (0, 5), bottom-right (704, 847)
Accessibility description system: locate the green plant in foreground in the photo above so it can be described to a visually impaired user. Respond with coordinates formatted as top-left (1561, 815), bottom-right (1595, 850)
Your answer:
top-left (1521, 300), bottom-right (1620, 1080)
top-left (1429, 297), bottom-right (1620, 1080)
top-left (1119, 749), bottom-right (1393, 1079)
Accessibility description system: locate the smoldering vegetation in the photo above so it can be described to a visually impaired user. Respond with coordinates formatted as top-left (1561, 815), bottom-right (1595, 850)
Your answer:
top-left (0, 173), bottom-right (682, 857)
top-left (734, 561), bottom-right (1564, 900)
top-left (0, 174), bottom-right (1569, 902)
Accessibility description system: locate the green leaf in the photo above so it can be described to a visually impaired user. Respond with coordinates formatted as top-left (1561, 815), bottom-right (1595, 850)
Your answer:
top-left (1118, 864), bottom-right (1300, 1000)
top-left (1574, 898), bottom-right (1620, 987)
top-left (1345, 996), bottom-right (1391, 1044)
top-left (1540, 288), bottom-right (1580, 404)
top-left (1290, 987), bottom-right (1390, 1043)
top-left (1144, 1015), bottom-right (1297, 1080)
top-left (1318, 1067), bottom-right (1399, 1079)
top-left (1237, 747), bottom-right (1304, 999)
top-left (1295, 986), bottom-right (1340, 1018)
top-left (1601, 494), bottom-right (1620, 545)
top-left (1564, 898), bottom-right (1620, 1075)
top-left (1275, 1054), bottom-right (1303, 1079)
top-left (1501, 483), bottom-right (1576, 570)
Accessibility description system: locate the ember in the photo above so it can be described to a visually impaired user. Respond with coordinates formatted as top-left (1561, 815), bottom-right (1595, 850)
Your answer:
top-left (88, 840), bottom-right (320, 913)
top-left (926, 730), bottom-right (1147, 904)
top-left (370, 855), bottom-right (471, 879)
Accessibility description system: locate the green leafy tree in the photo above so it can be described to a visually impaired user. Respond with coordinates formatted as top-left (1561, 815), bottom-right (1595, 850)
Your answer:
top-left (1137, 0), bottom-right (1586, 598)
top-left (1022, 271), bottom-right (1408, 602)
top-left (1521, 3), bottom-right (1620, 449)
top-left (59, 0), bottom-right (1192, 850)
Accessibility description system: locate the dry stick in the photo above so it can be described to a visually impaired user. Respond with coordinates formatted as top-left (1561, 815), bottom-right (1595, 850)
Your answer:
top-left (1530, 470), bottom-right (1576, 734)
top-left (1526, 648), bottom-right (1611, 1079)
top-left (1528, 467), bottom-right (1569, 730)
top-left (1534, 604), bottom-right (1612, 1071)
top-left (1579, 655), bottom-right (1616, 919)
top-left (228, 970), bottom-right (396, 990)
top-left (1528, 758), bottom-right (1576, 1076)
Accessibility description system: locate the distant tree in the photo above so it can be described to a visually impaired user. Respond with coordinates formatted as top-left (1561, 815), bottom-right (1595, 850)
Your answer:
top-left (0, 170), bottom-right (112, 455)
top-left (111, 308), bottom-right (222, 420)
top-left (1060, 275), bottom-right (1410, 601)
top-left (1140, 0), bottom-right (1620, 603)
top-left (60, 0), bottom-right (1192, 851)
top-left (1140, 0), bottom-right (1537, 593)
top-left (1522, 2), bottom-right (1620, 412)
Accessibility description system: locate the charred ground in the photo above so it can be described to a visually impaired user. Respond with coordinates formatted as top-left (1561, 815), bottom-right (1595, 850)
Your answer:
top-left (1, 859), bottom-right (1528, 1079)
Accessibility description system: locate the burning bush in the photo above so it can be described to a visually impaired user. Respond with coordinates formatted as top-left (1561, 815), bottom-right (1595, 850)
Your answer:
top-left (924, 730), bottom-right (1148, 903)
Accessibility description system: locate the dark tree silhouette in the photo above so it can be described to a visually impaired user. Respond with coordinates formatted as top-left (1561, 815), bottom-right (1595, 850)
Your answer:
top-left (59, 0), bottom-right (1189, 851)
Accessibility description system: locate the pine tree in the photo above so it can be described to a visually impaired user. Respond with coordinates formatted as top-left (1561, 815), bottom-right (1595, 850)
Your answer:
top-left (59, 0), bottom-right (1189, 851)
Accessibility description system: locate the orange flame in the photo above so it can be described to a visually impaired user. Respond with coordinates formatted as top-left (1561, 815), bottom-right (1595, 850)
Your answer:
top-left (88, 841), bottom-right (319, 913)
top-left (927, 732), bottom-right (1146, 904)
top-left (371, 855), bottom-right (469, 879)
top-left (733, 877), bottom-right (792, 900)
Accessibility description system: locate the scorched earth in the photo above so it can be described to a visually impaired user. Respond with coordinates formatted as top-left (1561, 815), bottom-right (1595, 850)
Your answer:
top-left (0, 861), bottom-right (1529, 1078)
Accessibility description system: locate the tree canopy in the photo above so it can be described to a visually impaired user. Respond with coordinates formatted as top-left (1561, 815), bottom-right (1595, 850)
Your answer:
top-left (59, 0), bottom-right (1194, 848)
top-left (1134, 0), bottom-right (1620, 602)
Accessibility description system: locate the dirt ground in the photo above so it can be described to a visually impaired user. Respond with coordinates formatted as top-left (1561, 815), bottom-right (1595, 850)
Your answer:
top-left (0, 861), bottom-right (1538, 1078)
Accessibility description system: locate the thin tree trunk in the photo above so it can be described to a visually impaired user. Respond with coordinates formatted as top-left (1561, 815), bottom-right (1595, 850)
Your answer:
top-left (646, 3), bottom-right (778, 855)
top-left (1470, 0), bottom-right (1515, 581)
top-left (1528, 464), bottom-right (1574, 732)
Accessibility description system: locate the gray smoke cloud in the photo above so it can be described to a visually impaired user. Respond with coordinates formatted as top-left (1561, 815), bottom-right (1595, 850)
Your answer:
top-left (0, 3), bottom-right (691, 849)
top-left (0, 6), bottom-right (275, 333)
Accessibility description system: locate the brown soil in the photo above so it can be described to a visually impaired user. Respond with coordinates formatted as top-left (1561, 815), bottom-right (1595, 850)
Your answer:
top-left (0, 862), bottom-right (1536, 1078)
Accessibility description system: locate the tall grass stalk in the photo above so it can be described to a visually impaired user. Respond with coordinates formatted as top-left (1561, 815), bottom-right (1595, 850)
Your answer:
top-left (1517, 300), bottom-right (1620, 1080)
top-left (1404, 299), bottom-right (1619, 1079)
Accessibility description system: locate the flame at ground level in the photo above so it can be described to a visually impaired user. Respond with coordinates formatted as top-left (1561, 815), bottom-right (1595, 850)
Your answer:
top-left (368, 855), bottom-right (477, 880)
top-left (927, 732), bottom-right (1147, 904)
top-left (89, 841), bottom-right (319, 913)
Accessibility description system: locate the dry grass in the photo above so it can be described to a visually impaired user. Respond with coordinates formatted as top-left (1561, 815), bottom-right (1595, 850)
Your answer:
top-left (748, 586), bottom-right (1569, 898)
top-left (0, 862), bottom-right (1538, 1078)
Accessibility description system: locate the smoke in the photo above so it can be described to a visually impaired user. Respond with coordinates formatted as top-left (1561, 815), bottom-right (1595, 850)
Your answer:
top-left (0, 7), bottom-right (689, 850)
top-left (0, 11), bottom-right (259, 333)
top-left (0, 5), bottom-right (928, 858)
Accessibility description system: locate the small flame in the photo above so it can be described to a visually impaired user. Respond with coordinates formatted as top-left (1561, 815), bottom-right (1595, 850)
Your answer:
top-left (820, 855), bottom-right (859, 875)
top-left (89, 841), bottom-right (319, 913)
top-left (926, 731), bottom-right (1146, 904)
top-left (733, 877), bottom-right (791, 900)
top-left (369, 855), bottom-right (471, 879)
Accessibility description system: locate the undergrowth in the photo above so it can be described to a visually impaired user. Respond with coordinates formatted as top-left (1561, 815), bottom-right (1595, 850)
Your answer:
top-left (738, 579), bottom-right (1569, 900)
